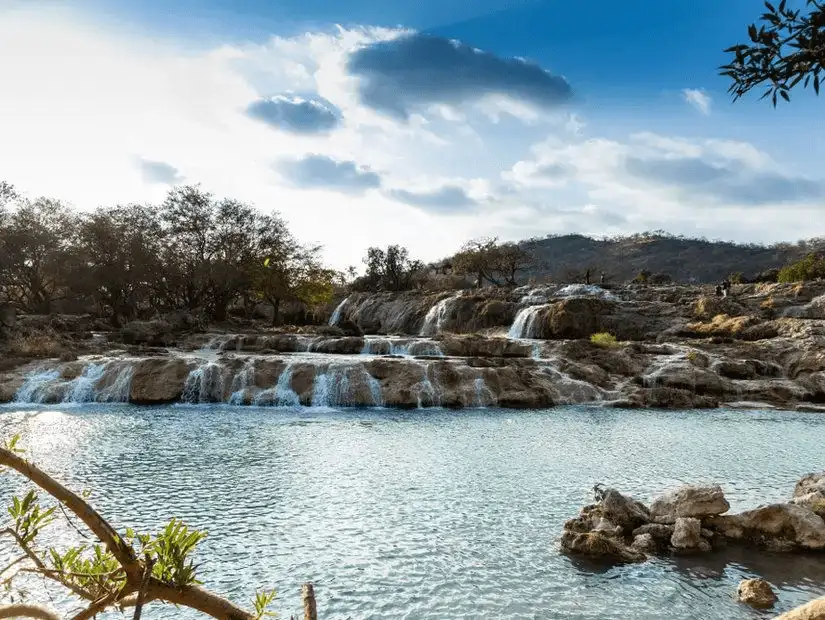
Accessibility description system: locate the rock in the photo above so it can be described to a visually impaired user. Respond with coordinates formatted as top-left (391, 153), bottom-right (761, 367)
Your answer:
top-left (559, 531), bottom-right (646, 564)
top-left (671, 517), bottom-right (707, 552)
top-left (775, 596), bottom-right (825, 619)
top-left (596, 486), bottom-right (650, 531)
top-left (129, 358), bottom-right (191, 404)
top-left (737, 578), bottom-right (777, 609)
top-left (793, 473), bottom-right (825, 517)
top-left (706, 503), bottom-right (825, 550)
top-left (632, 523), bottom-right (674, 541)
top-left (649, 484), bottom-right (730, 518)
top-left (541, 297), bottom-right (618, 340)
top-left (631, 533), bottom-right (658, 554)
top-left (120, 320), bottom-right (174, 347)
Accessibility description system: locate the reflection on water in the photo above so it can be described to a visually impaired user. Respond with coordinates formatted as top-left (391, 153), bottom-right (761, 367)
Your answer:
top-left (2, 405), bottom-right (825, 619)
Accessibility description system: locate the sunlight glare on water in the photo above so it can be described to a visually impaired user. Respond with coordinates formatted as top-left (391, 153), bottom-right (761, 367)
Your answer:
top-left (2, 405), bottom-right (825, 619)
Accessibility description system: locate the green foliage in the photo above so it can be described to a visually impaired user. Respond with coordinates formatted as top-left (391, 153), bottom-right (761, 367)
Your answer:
top-left (590, 332), bottom-right (618, 348)
top-left (254, 589), bottom-right (278, 618)
top-left (721, 0), bottom-right (825, 105)
top-left (48, 544), bottom-right (125, 598)
top-left (728, 272), bottom-right (744, 284)
top-left (9, 491), bottom-right (56, 544)
top-left (451, 237), bottom-right (535, 287)
top-left (353, 245), bottom-right (426, 292)
top-left (147, 519), bottom-right (207, 587)
top-left (777, 253), bottom-right (825, 282)
top-left (633, 269), bottom-right (651, 284)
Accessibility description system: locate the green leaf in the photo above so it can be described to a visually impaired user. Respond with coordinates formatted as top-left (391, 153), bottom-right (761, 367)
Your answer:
top-left (780, 89), bottom-right (790, 101)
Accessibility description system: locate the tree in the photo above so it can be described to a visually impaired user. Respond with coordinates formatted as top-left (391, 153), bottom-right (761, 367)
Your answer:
top-left (0, 434), bottom-right (279, 619)
top-left (0, 197), bottom-right (78, 313)
top-left (354, 245), bottom-right (425, 292)
top-left (777, 252), bottom-right (825, 281)
top-left (491, 242), bottom-right (535, 286)
top-left (721, 0), bottom-right (825, 105)
top-left (72, 204), bottom-right (163, 326)
top-left (452, 237), bottom-right (501, 288)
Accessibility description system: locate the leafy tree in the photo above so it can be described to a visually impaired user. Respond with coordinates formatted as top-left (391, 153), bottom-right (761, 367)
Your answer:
top-left (72, 204), bottom-right (163, 326)
top-left (721, 0), bottom-right (825, 105)
top-left (491, 242), bottom-right (535, 286)
top-left (0, 197), bottom-right (78, 313)
top-left (355, 245), bottom-right (425, 292)
top-left (777, 252), bottom-right (825, 281)
top-left (0, 434), bottom-right (282, 619)
top-left (452, 237), bottom-right (501, 288)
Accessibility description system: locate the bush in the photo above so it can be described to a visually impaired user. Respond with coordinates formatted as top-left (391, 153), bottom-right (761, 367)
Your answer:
top-left (5, 330), bottom-right (64, 358)
top-left (590, 332), bottom-right (619, 348)
top-left (777, 253), bottom-right (825, 283)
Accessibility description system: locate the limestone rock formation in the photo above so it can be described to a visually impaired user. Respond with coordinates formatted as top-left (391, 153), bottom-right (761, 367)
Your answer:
top-left (649, 484), bottom-right (730, 519)
top-left (775, 596), bottom-right (825, 619)
top-left (736, 578), bottom-right (777, 609)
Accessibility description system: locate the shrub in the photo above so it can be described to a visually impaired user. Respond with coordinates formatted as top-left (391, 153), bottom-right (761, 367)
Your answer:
top-left (777, 253), bottom-right (825, 283)
top-left (728, 272), bottom-right (744, 284)
top-left (5, 330), bottom-right (64, 358)
top-left (590, 332), bottom-right (618, 348)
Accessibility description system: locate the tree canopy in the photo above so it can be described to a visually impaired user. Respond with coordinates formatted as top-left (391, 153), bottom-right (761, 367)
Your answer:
top-left (721, 0), bottom-right (825, 105)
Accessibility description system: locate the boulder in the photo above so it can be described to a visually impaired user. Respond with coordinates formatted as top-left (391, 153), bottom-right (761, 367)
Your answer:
top-left (737, 578), bottom-right (777, 609)
top-left (559, 531), bottom-right (646, 564)
top-left (671, 517), bottom-right (709, 552)
top-left (631, 533), bottom-right (658, 554)
top-left (775, 596), bottom-right (825, 619)
top-left (649, 484), bottom-right (730, 518)
top-left (596, 486), bottom-right (650, 531)
top-left (129, 358), bottom-right (191, 404)
top-left (541, 297), bottom-right (618, 340)
top-left (120, 320), bottom-right (174, 346)
top-left (632, 523), bottom-right (674, 542)
top-left (706, 503), bottom-right (825, 550)
top-left (793, 473), bottom-right (825, 517)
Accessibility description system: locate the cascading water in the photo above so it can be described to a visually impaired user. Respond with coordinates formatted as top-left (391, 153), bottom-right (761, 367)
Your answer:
top-left (310, 363), bottom-right (384, 407)
top-left (228, 359), bottom-right (256, 405)
top-left (329, 296), bottom-right (350, 326)
top-left (253, 362), bottom-right (301, 406)
top-left (14, 360), bottom-right (134, 404)
top-left (182, 362), bottom-right (224, 403)
top-left (413, 364), bottom-right (441, 408)
top-left (419, 295), bottom-right (459, 337)
top-left (508, 305), bottom-right (549, 339)
top-left (473, 376), bottom-right (495, 408)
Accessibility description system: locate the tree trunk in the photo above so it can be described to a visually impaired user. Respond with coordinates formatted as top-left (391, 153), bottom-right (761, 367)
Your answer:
top-left (302, 584), bottom-right (317, 620)
top-left (269, 297), bottom-right (281, 327)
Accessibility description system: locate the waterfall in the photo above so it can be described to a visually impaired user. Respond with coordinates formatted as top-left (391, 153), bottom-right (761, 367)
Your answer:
top-left (309, 363), bottom-right (383, 408)
top-left (15, 369), bottom-right (61, 403)
top-left (367, 372), bottom-right (384, 407)
top-left (419, 295), bottom-right (458, 337)
top-left (329, 297), bottom-right (350, 326)
top-left (508, 305), bottom-right (548, 339)
top-left (228, 359), bottom-right (256, 405)
top-left (473, 376), bottom-right (495, 408)
top-left (14, 361), bottom-right (134, 404)
top-left (65, 364), bottom-right (107, 403)
top-left (413, 364), bottom-right (441, 408)
top-left (253, 362), bottom-right (301, 406)
top-left (182, 362), bottom-right (224, 403)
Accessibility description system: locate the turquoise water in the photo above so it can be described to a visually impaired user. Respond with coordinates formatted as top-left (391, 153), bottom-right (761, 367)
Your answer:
top-left (2, 405), bottom-right (825, 619)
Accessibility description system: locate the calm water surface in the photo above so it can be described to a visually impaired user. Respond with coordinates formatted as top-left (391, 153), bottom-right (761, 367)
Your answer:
top-left (2, 405), bottom-right (825, 619)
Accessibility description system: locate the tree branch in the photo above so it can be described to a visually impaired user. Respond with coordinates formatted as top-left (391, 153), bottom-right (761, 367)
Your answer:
top-left (145, 581), bottom-right (255, 620)
top-left (0, 446), bottom-right (141, 581)
top-left (0, 604), bottom-right (62, 620)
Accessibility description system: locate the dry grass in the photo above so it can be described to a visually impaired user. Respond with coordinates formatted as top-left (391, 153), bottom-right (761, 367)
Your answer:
top-left (590, 332), bottom-right (619, 348)
top-left (4, 330), bottom-right (65, 358)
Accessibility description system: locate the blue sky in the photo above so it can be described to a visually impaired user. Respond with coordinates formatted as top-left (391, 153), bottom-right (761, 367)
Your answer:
top-left (1, 0), bottom-right (823, 268)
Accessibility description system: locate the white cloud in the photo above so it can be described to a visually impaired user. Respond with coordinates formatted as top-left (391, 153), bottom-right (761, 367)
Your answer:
top-left (682, 88), bottom-right (712, 115)
top-left (0, 7), bottom-right (822, 271)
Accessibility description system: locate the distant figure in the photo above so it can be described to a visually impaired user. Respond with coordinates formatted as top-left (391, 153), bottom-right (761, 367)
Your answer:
top-left (600, 272), bottom-right (606, 285)
top-left (722, 280), bottom-right (731, 298)
top-left (585, 268), bottom-right (591, 285)
top-left (715, 284), bottom-right (723, 297)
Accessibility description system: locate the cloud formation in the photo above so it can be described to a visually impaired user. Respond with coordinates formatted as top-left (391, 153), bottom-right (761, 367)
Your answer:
top-left (388, 184), bottom-right (477, 212)
top-left (278, 154), bottom-right (381, 193)
top-left (138, 158), bottom-right (185, 185)
top-left (347, 33), bottom-right (572, 119)
top-left (682, 88), bottom-right (711, 115)
top-left (246, 94), bottom-right (341, 134)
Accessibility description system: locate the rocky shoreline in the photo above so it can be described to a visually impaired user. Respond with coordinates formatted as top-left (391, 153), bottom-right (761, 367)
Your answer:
top-left (560, 473), bottom-right (825, 616)
top-left (1, 281), bottom-right (825, 409)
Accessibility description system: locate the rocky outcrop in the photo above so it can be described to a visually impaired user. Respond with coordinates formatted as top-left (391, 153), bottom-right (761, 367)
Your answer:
top-left (561, 474), bottom-right (825, 564)
top-left (649, 485), bottom-right (730, 519)
top-left (129, 358), bottom-right (192, 404)
top-left (737, 578), bottom-right (777, 609)
top-left (776, 597), bottom-right (825, 619)
top-left (792, 473), bottom-right (825, 517)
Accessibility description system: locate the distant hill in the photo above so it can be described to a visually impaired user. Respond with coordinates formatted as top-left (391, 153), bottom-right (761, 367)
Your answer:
top-left (518, 233), bottom-right (825, 284)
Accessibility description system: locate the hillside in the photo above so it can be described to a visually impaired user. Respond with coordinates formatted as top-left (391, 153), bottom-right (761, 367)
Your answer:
top-left (519, 233), bottom-right (825, 284)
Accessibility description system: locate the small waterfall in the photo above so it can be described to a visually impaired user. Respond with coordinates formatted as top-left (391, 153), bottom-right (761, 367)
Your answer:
top-left (97, 364), bottom-right (134, 403)
top-left (508, 305), bottom-right (548, 339)
top-left (66, 364), bottom-right (106, 403)
top-left (15, 369), bottom-right (61, 403)
top-left (329, 297), bottom-right (350, 326)
top-left (419, 295), bottom-right (459, 337)
top-left (182, 362), bottom-right (224, 403)
top-left (531, 342), bottom-right (543, 360)
top-left (309, 363), bottom-right (383, 407)
top-left (274, 363), bottom-right (301, 406)
top-left (413, 364), bottom-right (441, 408)
top-left (473, 376), bottom-right (495, 408)
top-left (228, 359), bottom-right (255, 405)
top-left (367, 372), bottom-right (384, 407)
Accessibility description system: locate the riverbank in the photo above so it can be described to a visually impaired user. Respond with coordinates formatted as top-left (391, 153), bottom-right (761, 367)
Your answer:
top-left (2, 282), bottom-right (825, 409)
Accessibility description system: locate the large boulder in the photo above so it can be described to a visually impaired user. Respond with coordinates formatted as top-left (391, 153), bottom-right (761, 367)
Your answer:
top-left (671, 517), bottom-right (709, 553)
top-left (776, 597), bottom-right (825, 619)
top-left (597, 486), bottom-right (650, 531)
top-left (129, 358), bottom-right (191, 404)
top-left (120, 320), bottom-right (174, 347)
top-left (737, 578), bottom-right (777, 609)
top-left (559, 531), bottom-right (646, 564)
top-left (649, 484), bottom-right (730, 519)
top-left (540, 298), bottom-right (617, 340)
top-left (706, 503), bottom-right (825, 551)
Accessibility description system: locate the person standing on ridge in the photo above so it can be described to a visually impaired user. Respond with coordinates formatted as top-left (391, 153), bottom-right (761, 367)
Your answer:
top-left (585, 268), bottom-right (591, 285)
